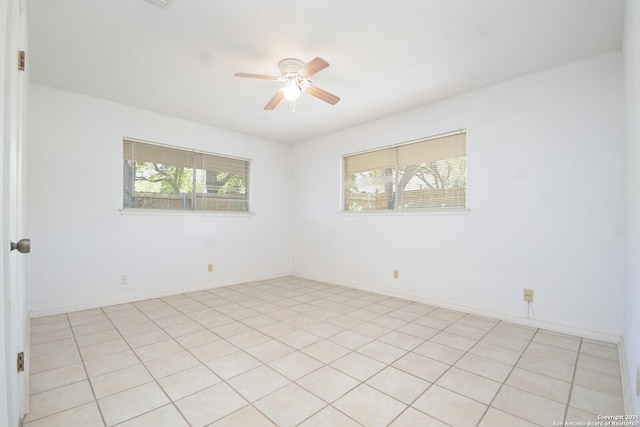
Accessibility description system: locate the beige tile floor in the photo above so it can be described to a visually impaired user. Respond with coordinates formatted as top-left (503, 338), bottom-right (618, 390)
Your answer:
top-left (25, 276), bottom-right (627, 427)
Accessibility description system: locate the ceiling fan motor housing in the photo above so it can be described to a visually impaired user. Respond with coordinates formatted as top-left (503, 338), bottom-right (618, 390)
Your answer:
top-left (278, 58), bottom-right (304, 74)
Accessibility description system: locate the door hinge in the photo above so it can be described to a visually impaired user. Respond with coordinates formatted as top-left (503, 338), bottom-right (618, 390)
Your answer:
top-left (18, 50), bottom-right (25, 71)
top-left (17, 352), bottom-right (24, 372)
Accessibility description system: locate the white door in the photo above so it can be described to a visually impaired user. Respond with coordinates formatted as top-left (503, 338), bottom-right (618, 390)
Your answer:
top-left (1, 0), bottom-right (29, 425)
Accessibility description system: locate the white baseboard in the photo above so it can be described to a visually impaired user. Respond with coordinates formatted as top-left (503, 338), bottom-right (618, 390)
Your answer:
top-left (618, 337), bottom-right (637, 416)
top-left (32, 271), bottom-right (622, 343)
top-left (28, 272), bottom-right (293, 318)
top-left (292, 272), bottom-right (621, 344)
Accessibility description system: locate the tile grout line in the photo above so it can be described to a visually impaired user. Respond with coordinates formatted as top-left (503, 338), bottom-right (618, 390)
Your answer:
top-left (66, 312), bottom-right (108, 427)
top-left (172, 287), bottom-right (326, 426)
top-left (322, 304), bottom-right (513, 425)
top-left (227, 283), bottom-right (415, 426)
top-left (237, 281), bottom-right (372, 426)
top-left (471, 322), bottom-right (539, 427)
top-left (562, 337), bottom-right (583, 424)
top-left (26, 313), bottom-right (110, 426)
top-left (371, 314), bottom-right (463, 426)
top-left (286, 289), bottom-right (420, 426)
top-left (98, 303), bottom-right (193, 426)
top-left (472, 327), bottom-right (584, 425)
top-left (386, 312), bottom-right (505, 427)
top-left (287, 289), bottom-right (420, 427)
top-left (243, 287), bottom-right (390, 426)
top-left (125, 293), bottom-right (271, 424)
top-left (145, 294), bottom-right (290, 426)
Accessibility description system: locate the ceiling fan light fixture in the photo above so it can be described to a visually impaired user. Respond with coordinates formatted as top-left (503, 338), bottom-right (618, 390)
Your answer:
top-left (283, 79), bottom-right (301, 101)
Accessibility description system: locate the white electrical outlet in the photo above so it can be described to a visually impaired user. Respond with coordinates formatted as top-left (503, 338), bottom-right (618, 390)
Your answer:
top-left (523, 289), bottom-right (534, 302)
top-left (120, 275), bottom-right (127, 286)
top-left (393, 270), bottom-right (399, 279)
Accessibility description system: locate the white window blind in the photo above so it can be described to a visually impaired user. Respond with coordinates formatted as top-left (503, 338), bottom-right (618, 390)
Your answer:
top-left (343, 130), bottom-right (466, 211)
top-left (123, 139), bottom-right (250, 212)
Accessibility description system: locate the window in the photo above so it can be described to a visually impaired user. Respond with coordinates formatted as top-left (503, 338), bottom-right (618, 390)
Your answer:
top-left (343, 130), bottom-right (466, 211)
top-left (123, 139), bottom-right (249, 212)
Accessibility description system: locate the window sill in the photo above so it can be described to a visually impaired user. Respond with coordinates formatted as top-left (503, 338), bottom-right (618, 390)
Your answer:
top-left (337, 208), bottom-right (470, 216)
top-left (119, 209), bottom-right (255, 217)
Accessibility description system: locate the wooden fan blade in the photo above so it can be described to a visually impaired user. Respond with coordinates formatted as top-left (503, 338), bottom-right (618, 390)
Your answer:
top-left (234, 72), bottom-right (280, 80)
top-left (300, 57), bottom-right (329, 77)
top-left (264, 91), bottom-right (284, 110)
top-left (305, 85), bottom-right (340, 105)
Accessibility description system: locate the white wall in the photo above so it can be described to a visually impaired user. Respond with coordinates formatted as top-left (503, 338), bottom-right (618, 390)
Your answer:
top-left (624, 0), bottom-right (640, 415)
top-left (292, 52), bottom-right (626, 337)
top-left (26, 84), bottom-right (292, 314)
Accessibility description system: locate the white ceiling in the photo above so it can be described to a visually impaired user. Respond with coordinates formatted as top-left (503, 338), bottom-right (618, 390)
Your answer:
top-left (27, 0), bottom-right (624, 144)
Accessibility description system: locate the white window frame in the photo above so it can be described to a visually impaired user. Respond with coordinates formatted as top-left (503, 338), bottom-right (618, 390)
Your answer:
top-left (341, 130), bottom-right (467, 213)
top-left (123, 138), bottom-right (250, 213)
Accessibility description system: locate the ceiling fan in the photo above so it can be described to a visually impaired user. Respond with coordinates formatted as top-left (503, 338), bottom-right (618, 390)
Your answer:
top-left (234, 57), bottom-right (340, 110)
